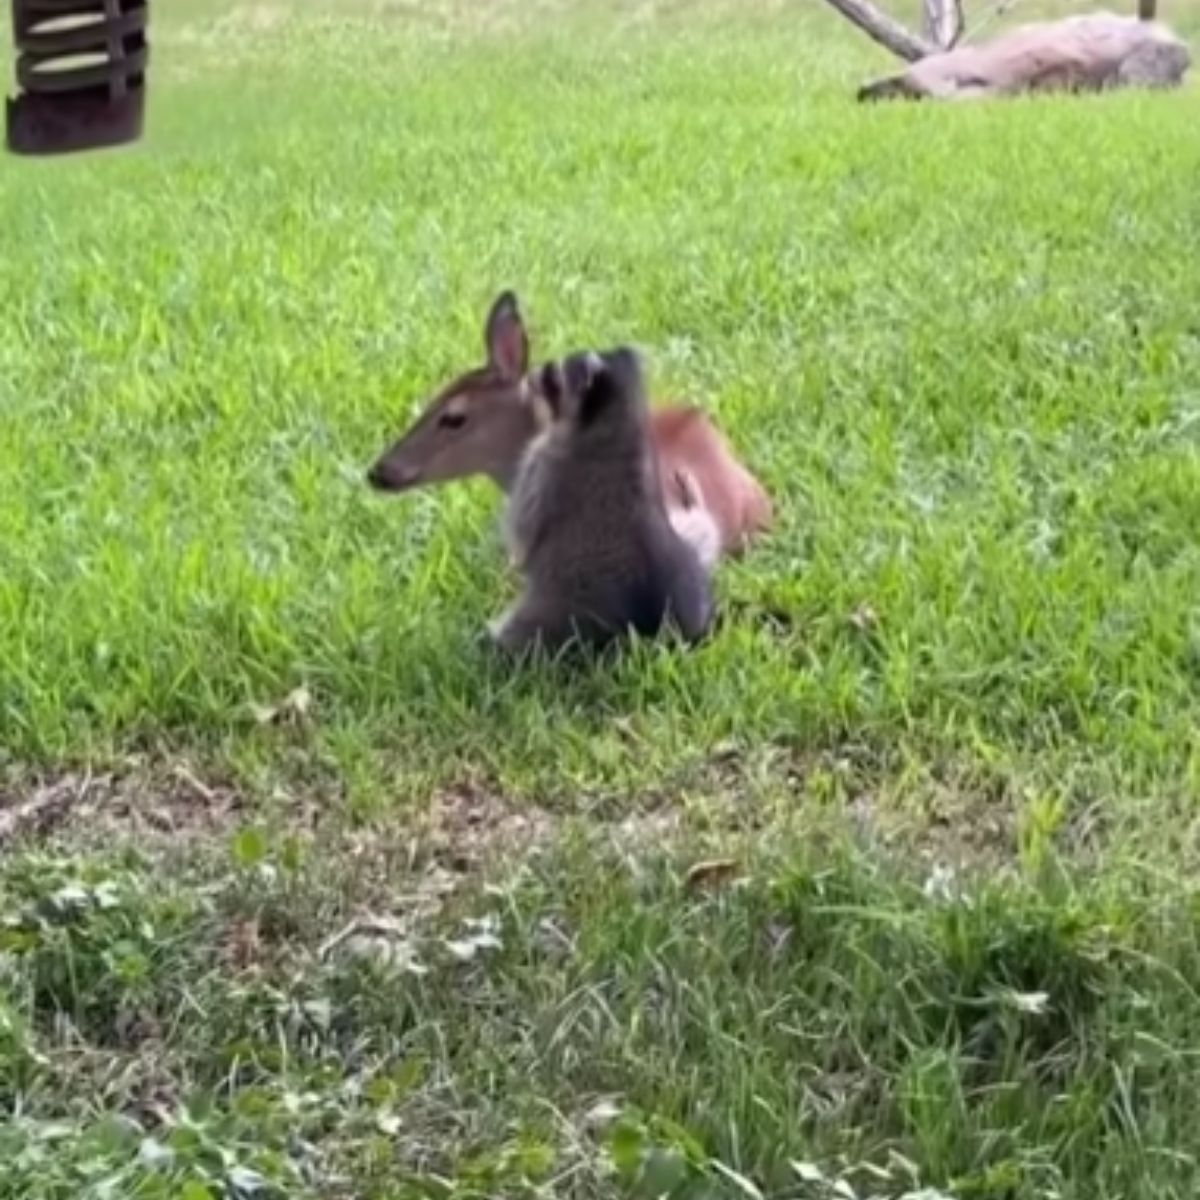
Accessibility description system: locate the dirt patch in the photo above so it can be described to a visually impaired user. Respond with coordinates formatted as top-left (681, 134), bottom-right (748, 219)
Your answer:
top-left (0, 762), bottom-right (561, 877)
top-left (415, 778), bottom-right (557, 873)
top-left (0, 762), bottom-right (244, 856)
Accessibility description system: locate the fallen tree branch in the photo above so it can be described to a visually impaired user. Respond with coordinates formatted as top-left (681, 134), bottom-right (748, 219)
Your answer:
top-left (822, 0), bottom-right (935, 62)
top-left (857, 11), bottom-right (1190, 102)
top-left (924, 0), bottom-right (965, 48)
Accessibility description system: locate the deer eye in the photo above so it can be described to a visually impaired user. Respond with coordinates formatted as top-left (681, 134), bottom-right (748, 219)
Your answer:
top-left (439, 411), bottom-right (467, 430)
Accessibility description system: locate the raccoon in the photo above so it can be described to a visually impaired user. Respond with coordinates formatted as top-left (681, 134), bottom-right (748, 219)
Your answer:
top-left (489, 346), bottom-right (717, 654)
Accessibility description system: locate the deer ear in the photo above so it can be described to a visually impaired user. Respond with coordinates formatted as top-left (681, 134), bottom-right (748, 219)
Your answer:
top-left (484, 291), bottom-right (529, 382)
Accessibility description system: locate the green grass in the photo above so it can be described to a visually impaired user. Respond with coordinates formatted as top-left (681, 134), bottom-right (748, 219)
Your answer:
top-left (3, 0), bottom-right (1200, 1195)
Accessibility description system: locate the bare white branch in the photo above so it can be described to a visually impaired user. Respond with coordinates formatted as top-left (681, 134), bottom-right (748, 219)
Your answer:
top-left (821, 0), bottom-right (934, 62)
top-left (924, 0), bottom-right (965, 49)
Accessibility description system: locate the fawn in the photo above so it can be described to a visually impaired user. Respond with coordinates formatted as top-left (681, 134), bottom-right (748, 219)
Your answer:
top-left (366, 291), bottom-right (772, 560)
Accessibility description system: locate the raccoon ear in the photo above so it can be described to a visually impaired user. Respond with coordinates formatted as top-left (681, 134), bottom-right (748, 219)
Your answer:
top-left (576, 356), bottom-right (617, 429)
top-left (562, 350), bottom-right (602, 400)
top-left (532, 361), bottom-right (564, 424)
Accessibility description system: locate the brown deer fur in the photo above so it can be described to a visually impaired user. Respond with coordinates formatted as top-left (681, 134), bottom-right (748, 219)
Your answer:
top-left (367, 293), bottom-right (772, 560)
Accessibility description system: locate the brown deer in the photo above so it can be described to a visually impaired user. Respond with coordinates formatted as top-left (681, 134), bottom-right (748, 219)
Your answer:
top-left (365, 293), bottom-right (772, 560)
top-left (859, 13), bottom-right (1190, 102)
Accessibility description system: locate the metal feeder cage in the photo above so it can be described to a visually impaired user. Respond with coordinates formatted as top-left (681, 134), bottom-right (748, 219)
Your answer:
top-left (7, 0), bottom-right (148, 155)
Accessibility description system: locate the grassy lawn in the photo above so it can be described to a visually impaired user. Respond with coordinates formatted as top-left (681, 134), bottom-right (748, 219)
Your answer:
top-left (3, 1), bottom-right (1200, 1196)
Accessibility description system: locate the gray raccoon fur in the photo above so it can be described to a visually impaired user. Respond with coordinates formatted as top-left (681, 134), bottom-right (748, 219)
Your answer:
top-left (488, 346), bottom-right (716, 654)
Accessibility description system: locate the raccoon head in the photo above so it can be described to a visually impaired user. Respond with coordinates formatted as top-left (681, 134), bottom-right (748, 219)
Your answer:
top-left (531, 346), bottom-right (646, 431)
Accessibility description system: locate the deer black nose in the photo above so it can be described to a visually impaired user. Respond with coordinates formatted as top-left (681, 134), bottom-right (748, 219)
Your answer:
top-left (367, 460), bottom-right (419, 492)
top-left (366, 461), bottom-right (401, 490)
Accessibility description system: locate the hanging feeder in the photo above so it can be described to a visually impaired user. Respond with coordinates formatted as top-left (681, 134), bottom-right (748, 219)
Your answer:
top-left (7, 0), bottom-right (148, 155)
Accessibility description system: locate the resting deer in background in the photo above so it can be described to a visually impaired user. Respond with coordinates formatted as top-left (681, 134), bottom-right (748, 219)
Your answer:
top-left (859, 12), bottom-right (1190, 101)
top-left (365, 293), bottom-right (773, 561)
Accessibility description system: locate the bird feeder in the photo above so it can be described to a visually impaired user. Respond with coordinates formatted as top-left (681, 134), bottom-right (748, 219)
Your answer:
top-left (7, 0), bottom-right (148, 155)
